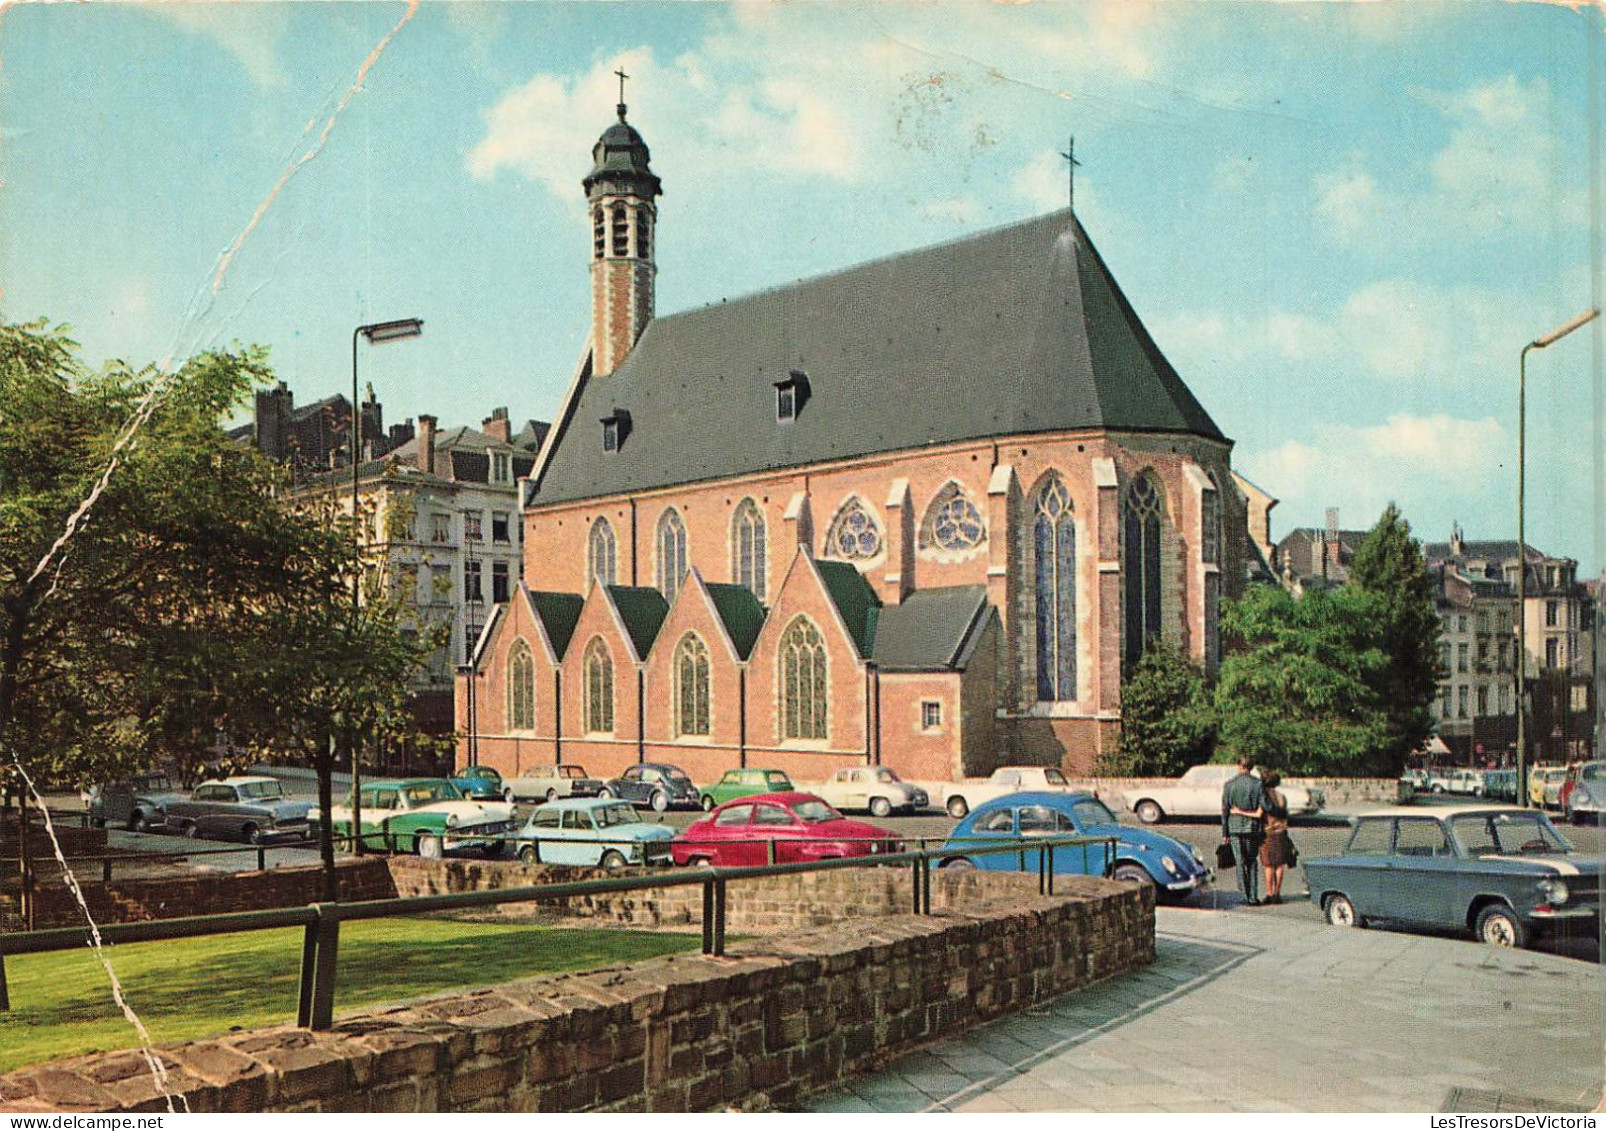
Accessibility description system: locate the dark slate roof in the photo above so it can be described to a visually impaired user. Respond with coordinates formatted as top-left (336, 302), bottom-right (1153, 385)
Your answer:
top-left (814, 560), bottom-right (880, 659)
top-left (606, 586), bottom-right (670, 660)
top-left (532, 210), bottom-right (1224, 505)
top-left (513, 420), bottom-right (549, 451)
top-left (871, 586), bottom-right (990, 672)
top-left (704, 583), bottom-right (766, 660)
top-left (1422, 540), bottom-right (1536, 563)
top-left (528, 590), bottom-right (584, 659)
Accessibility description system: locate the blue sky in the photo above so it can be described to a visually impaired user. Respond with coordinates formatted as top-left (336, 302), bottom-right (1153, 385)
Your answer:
top-left (2, 1), bottom-right (1601, 571)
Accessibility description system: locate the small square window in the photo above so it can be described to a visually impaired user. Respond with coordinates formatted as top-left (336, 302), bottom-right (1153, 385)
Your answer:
top-left (777, 386), bottom-right (796, 421)
top-left (921, 701), bottom-right (942, 731)
top-left (602, 420), bottom-right (618, 452)
top-left (491, 512), bottom-right (511, 543)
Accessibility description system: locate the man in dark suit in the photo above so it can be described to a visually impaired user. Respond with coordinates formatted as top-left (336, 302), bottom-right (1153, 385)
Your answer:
top-left (1221, 755), bottom-right (1266, 906)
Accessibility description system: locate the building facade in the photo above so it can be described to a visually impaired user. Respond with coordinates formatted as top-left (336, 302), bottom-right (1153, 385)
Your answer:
top-left (459, 104), bottom-right (1246, 786)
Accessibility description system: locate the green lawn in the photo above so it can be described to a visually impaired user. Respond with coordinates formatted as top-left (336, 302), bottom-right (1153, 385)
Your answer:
top-left (0, 918), bottom-right (700, 1072)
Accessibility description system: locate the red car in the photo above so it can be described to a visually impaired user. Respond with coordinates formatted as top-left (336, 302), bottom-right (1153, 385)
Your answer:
top-left (671, 792), bottom-right (898, 867)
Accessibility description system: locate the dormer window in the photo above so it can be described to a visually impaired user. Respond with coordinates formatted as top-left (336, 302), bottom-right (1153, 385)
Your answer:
top-left (774, 369), bottom-right (811, 423)
top-left (491, 451), bottom-right (511, 484)
top-left (601, 409), bottom-right (631, 452)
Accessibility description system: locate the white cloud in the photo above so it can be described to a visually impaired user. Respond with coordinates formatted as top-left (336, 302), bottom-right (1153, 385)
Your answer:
top-left (920, 196), bottom-right (983, 224)
top-left (146, 5), bottom-right (289, 88)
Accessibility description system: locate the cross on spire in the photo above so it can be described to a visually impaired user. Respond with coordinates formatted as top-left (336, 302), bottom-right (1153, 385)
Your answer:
top-left (615, 68), bottom-right (630, 118)
top-left (1060, 136), bottom-right (1082, 212)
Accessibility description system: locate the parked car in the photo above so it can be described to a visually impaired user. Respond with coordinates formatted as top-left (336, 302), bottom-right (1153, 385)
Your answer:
top-left (511, 798), bottom-right (674, 868)
top-left (87, 773), bottom-right (186, 832)
top-left (1427, 768), bottom-right (1484, 796)
top-left (671, 792), bottom-right (896, 867)
top-left (165, 776), bottom-right (313, 844)
top-left (1558, 763), bottom-right (1584, 814)
top-left (599, 763), bottom-right (701, 812)
top-left (699, 768), bottom-right (795, 811)
top-left (929, 766), bottom-right (1075, 820)
top-left (1125, 764), bottom-right (1325, 825)
top-left (810, 766), bottom-right (929, 818)
top-left (1565, 762), bottom-right (1606, 825)
top-left (938, 792), bottom-right (1212, 902)
top-left (1399, 769), bottom-right (1430, 793)
top-left (1530, 766), bottom-right (1567, 808)
top-left (1481, 769), bottom-right (1519, 804)
top-left (451, 765), bottom-right (506, 801)
top-left (314, 778), bottom-right (516, 859)
top-left (503, 764), bottom-right (606, 804)
top-left (1303, 805), bottom-right (1601, 948)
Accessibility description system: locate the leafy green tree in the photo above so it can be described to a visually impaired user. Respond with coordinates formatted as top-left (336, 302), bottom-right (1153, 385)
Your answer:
top-left (1106, 643), bottom-right (1215, 776)
top-left (1347, 503), bottom-right (1443, 769)
top-left (1214, 585), bottom-right (1395, 776)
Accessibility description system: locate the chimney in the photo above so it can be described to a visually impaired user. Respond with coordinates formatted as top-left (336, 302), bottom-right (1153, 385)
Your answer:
top-left (483, 407), bottom-right (511, 445)
top-left (417, 415), bottom-right (437, 476)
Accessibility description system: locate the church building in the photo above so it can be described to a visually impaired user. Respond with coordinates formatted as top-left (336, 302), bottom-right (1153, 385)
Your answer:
top-left (457, 96), bottom-right (1245, 786)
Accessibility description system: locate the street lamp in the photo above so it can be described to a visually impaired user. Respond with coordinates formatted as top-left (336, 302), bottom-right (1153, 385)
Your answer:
top-left (349, 318), bottom-right (424, 853)
top-left (1516, 307), bottom-right (1598, 807)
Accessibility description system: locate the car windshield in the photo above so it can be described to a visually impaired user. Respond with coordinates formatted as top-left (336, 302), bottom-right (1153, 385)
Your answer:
top-left (1451, 812), bottom-right (1572, 856)
top-left (664, 768), bottom-right (691, 782)
top-left (402, 781), bottom-right (462, 805)
top-left (874, 769), bottom-right (901, 783)
top-left (465, 767), bottom-right (501, 783)
top-left (1071, 799), bottom-right (1117, 827)
top-left (792, 799), bottom-right (841, 823)
top-left (236, 780), bottom-right (283, 800)
top-left (1580, 764), bottom-right (1605, 782)
top-left (592, 803), bottom-right (639, 828)
top-left (765, 773), bottom-right (792, 789)
top-left (136, 775), bottom-right (173, 792)
top-left (1043, 768), bottom-right (1068, 785)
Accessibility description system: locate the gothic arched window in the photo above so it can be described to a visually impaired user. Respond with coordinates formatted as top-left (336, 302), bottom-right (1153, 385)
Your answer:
top-left (731, 499), bottom-right (767, 600)
top-left (610, 203), bottom-right (629, 257)
top-left (1123, 473), bottom-right (1164, 664)
top-left (920, 481), bottom-right (985, 552)
top-left (592, 207), bottom-right (605, 260)
top-left (588, 517), bottom-right (617, 590)
top-left (1202, 474), bottom-right (1222, 566)
top-left (826, 498), bottom-right (881, 560)
top-left (583, 637), bottom-right (614, 734)
top-left (656, 508), bottom-right (687, 605)
top-left (507, 639), bottom-right (536, 731)
top-left (635, 208), bottom-right (652, 260)
top-left (673, 634), bottom-right (711, 737)
top-left (779, 617), bottom-right (828, 740)
top-left (1033, 475), bottom-right (1077, 702)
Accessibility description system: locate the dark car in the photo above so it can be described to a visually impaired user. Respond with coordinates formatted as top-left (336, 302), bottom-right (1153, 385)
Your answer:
top-left (600, 762), bottom-right (700, 812)
top-left (88, 774), bottom-right (187, 832)
top-left (164, 776), bottom-right (314, 844)
top-left (939, 791), bottom-right (1211, 902)
top-left (451, 765), bottom-right (505, 801)
top-left (1304, 805), bottom-right (1603, 948)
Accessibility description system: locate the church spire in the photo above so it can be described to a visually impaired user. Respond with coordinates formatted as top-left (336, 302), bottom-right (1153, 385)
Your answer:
top-left (585, 81), bottom-right (662, 377)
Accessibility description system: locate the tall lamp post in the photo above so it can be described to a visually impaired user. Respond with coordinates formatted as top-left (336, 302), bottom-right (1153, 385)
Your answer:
top-left (350, 318), bottom-right (424, 852)
top-left (1517, 307), bottom-right (1598, 807)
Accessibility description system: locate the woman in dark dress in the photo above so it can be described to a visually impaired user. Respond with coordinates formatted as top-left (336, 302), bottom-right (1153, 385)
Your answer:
top-left (1258, 771), bottom-right (1291, 904)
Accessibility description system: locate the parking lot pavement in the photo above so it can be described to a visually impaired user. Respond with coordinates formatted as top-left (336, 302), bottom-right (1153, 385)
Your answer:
top-left (805, 906), bottom-right (1606, 1113)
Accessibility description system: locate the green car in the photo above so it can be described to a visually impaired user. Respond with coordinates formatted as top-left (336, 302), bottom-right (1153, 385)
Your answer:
top-left (700, 768), bottom-right (795, 811)
top-left (313, 777), bottom-right (518, 859)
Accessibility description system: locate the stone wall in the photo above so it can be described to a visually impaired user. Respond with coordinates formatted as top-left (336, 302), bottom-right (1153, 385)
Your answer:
top-left (0, 877), bottom-right (1153, 1113)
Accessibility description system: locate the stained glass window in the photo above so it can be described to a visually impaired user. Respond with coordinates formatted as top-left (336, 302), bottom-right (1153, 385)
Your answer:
top-left (588, 517), bottom-right (617, 589)
top-left (732, 499), bottom-right (767, 600)
top-left (507, 639), bottom-right (535, 731)
top-left (920, 482), bottom-right (985, 552)
top-left (1033, 475), bottom-right (1077, 701)
top-left (584, 637), bottom-right (614, 734)
top-left (657, 508), bottom-right (687, 605)
top-left (1124, 474), bottom-right (1164, 664)
top-left (674, 634), bottom-right (711, 737)
top-left (827, 499), bottom-right (881, 560)
top-left (780, 617), bottom-right (828, 740)
top-left (1201, 475), bottom-right (1221, 566)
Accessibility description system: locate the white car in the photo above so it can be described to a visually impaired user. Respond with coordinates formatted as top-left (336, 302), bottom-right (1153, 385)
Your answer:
top-left (810, 767), bottom-right (929, 818)
top-left (1125, 764), bottom-right (1325, 825)
top-left (503, 764), bottom-right (606, 803)
top-left (928, 766), bottom-right (1075, 819)
top-left (1428, 769), bottom-right (1484, 796)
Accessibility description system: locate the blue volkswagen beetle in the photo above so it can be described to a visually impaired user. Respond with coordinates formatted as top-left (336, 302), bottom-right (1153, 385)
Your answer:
top-left (938, 791), bottom-right (1213, 901)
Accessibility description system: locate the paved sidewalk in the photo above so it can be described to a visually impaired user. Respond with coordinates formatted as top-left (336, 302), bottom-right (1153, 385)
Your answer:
top-left (806, 908), bottom-right (1605, 1113)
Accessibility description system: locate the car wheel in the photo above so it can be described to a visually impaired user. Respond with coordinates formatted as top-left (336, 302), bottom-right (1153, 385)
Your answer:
top-left (869, 796), bottom-right (893, 819)
top-left (1431, 784), bottom-right (1445, 794)
top-left (598, 787), bottom-right (614, 800)
top-left (941, 857), bottom-right (976, 871)
top-left (503, 788), bottom-right (517, 804)
top-left (182, 821), bottom-right (200, 840)
top-left (243, 824), bottom-right (262, 846)
top-left (946, 796), bottom-right (969, 819)
top-left (1133, 800), bottom-right (1164, 825)
top-left (546, 788), bottom-right (560, 802)
top-left (1325, 893), bottom-right (1364, 928)
top-left (90, 816), bottom-right (106, 829)
top-left (416, 833), bottom-right (443, 860)
top-left (518, 844), bottom-right (539, 865)
top-left (690, 856), bottom-right (713, 867)
top-left (600, 849), bottom-right (627, 870)
top-left (650, 790), bottom-right (669, 813)
top-left (701, 795), bottom-right (715, 812)
top-left (1475, 904), bottom-right (1529, 948)
top-left (1112, 863), bottom-right (1155, 889)
top-left (128, 811), bottom-right (146, 833)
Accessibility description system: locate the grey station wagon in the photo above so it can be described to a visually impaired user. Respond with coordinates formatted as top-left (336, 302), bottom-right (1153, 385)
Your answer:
top-left (1304, 805), bottom-right (1603, 948)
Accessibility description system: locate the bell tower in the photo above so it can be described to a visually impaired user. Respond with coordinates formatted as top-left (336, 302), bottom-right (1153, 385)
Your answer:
top-left (583, 71), bottom-right (662, 377)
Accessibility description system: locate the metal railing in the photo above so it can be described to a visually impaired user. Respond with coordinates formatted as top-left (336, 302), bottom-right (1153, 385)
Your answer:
top-left (0, 833), bottom-right (1114, 1028)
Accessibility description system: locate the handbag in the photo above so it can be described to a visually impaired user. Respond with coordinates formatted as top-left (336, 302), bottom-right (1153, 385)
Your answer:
top-left (1286, 838), bottom-right (1300, 867)
top-left (1215, 841), bottom-right (1236, 869)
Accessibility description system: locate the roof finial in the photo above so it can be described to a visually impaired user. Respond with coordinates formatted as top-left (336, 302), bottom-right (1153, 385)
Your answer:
top-left (615, 67), bottom-right (630, 120)
top-left (1059, 135), bottom-right (1082, 212)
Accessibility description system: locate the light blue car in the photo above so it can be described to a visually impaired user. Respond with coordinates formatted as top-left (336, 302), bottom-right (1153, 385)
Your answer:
top-left (511, 797), bottom-right (674, 868)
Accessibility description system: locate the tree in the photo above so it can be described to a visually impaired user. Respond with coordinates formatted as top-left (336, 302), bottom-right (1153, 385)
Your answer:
top-left (1347, 503), bottom-right (1443, 769)
top-left (1105, 643), bottom-right (1215, 776)
top-left (1214, 585), bottom-right (1395, 776)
